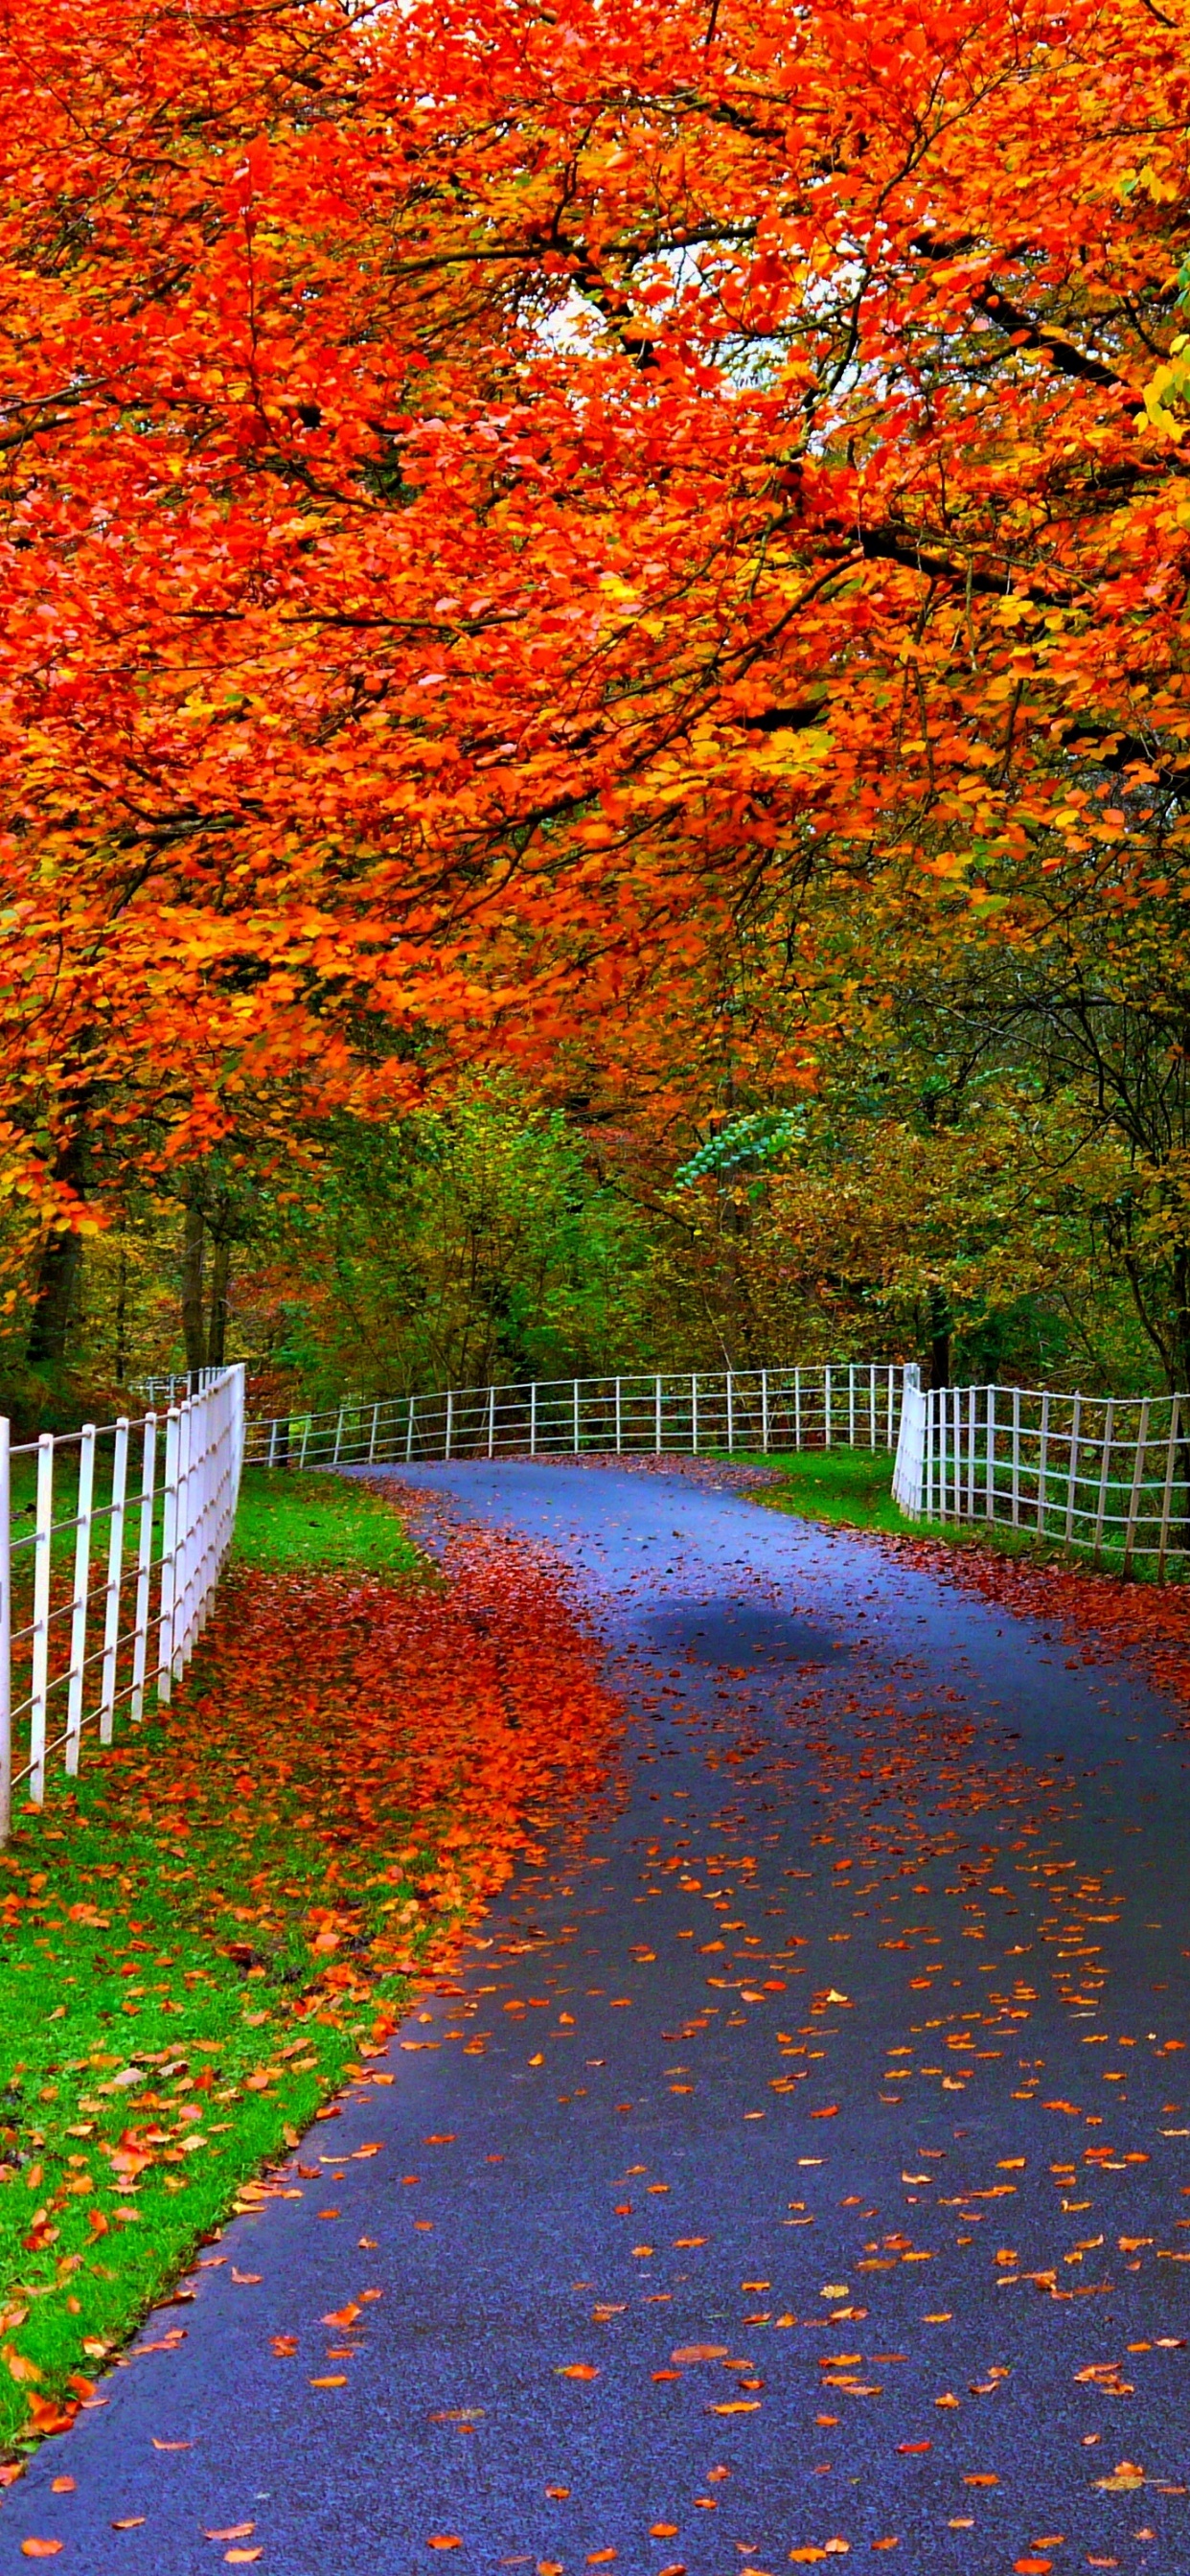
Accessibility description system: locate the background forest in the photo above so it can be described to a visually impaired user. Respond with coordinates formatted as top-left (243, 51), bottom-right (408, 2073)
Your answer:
top-left (3, 994), bottom-right (1172, 1426)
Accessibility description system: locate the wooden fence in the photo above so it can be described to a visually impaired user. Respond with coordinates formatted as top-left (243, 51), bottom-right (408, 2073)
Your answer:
top-left (0, 1366), bottom-right (246, 1845)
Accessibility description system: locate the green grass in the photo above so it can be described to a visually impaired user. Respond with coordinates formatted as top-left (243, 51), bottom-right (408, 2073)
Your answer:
top-left (232, 1462), bottom-right (425, 1575)
top-left (0, 1469), bottom-right (434, 2464)
top-left (733, 1445), bottom-right (1188, 1584)
top-left (731, 1444), bottom-right (920, 1534)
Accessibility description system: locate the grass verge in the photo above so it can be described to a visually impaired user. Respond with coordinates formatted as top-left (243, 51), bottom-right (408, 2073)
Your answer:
top-left (734, 1444), bottom-right (1187, 1587)
top-left (0, 1468), bottom-right (613, 2468)
top-left (732, 1445), bottom-right (919, 1534)
top-left (231, 1463), bottom-right (425, 1576)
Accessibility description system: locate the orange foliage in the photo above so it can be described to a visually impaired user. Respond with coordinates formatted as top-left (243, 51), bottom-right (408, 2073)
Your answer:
top-left (0, 0), bottom-right (1186, 1212)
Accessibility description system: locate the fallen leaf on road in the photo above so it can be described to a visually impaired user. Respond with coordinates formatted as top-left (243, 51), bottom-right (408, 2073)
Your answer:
top-left (556, 2364), bottom-right (599, 2380)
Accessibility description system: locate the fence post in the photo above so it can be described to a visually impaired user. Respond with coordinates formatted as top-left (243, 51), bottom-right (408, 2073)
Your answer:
top-left (869, 1363), bottom-right (877, 1449)
top-left (925, 1388), bottom-right (934, 1517)
top-left (530, 1382), bottom-right (538, 1458)
top-left (1157, 1395), bottom-right (1180, 1582)
top-left (887, 1364), bottom-right (895, 1449)
top-left (1011, 1388), bottom-right (1021, 1526)
top-left (332, 1403), bottom-right (345, 1465)
top-left (369, 1401), bottom-right (379, 1465)
top-left (131, 1416), bottom-right (157, 1722)
top-left (654, 1375), bottom-right (662, 1454)
top-left (691, 1373), bottom-right (699, 1455)
top-left (29, 1435), bottom-right (55, 1803)
top-left (406, 1394), bottom-right (416, 1463)
top-left (1064, 1394), bottom-right (1081, 1546)
top-left (172, 1399), bottom-right (194, 1679)
top-left (615, 1377), bottom-right (622, 1455)
top-left (1093, 1398), bottom-right (1114, 1561)
top-left (158, 1408), bottom-right (181, 1705)
top-left (761, 1368), bottom-right (769, 1453)
top-left (848, 1364), bottom-right (856, 1448)
top-left (891, 1361), bottom-right (923, 1516)
top-left (573, 1379), bottom-right (580, 1454)
top-left (0, 1419), bottom-right (10, 1849)
top-left (1123, 1399), bottom-right (1150, 1575)
top-left (1037, 1391), bottom-right (1050, 1535)
top-left (446, 1388), bottom-right (454, 1462)
top-left (794, 1367), bottom-right (802, 1448)
top-left (986, 1385), bottom-right (995, 1521)
top-left (267, 1416), bottom-right (279, 1468)
top-left (824, 1364), bottom-right (833, 1447)
top-left (487, 1385), bottom-right (496, 1459)
top-left (726, 1371), bottom-right (735, 1454)
top-left (100, 1418), bottom-right (129, 1745)
top-left (966, 1385), bottom-right (975, 1517)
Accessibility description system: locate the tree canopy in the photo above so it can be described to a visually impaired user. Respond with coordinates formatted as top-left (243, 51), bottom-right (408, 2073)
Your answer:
top-left (3, 0), bottom-right (1188, 1381)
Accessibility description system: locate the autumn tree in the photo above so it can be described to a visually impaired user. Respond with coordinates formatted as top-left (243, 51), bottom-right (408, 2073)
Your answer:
top-left (2, 0), bottom-right (1188, 1362)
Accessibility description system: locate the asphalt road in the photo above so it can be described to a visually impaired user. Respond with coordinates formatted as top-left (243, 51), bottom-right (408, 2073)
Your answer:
top-left (4, 1461), bottom-right (1190, 2576)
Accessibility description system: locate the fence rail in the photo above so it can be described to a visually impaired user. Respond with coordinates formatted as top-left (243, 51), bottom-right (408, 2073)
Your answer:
top-left (0, 1365), bottom-right (246, 1845)
top-left (245, 1363), bottom-right (908, 1472)
top-left (893, 1368), bottom-right (1189, 1576)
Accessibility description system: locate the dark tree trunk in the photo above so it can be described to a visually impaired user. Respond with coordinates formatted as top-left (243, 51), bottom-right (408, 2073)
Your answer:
top-left (207, 1235), bottom-right (231, 1368)
top-left (27, 1228), bottom-right (82, 1368)
top-left (181, 1190), bottom-right (206, 1377)
top-left (114, 1246), bottom-right (129, 1385)
top-left (927, 1283), bottom-right (950, 1390)
top-left (27, 1128), bottom-right (86, 1368)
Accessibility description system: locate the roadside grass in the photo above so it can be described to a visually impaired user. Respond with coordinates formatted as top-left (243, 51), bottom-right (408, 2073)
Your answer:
top-left (731, 1444), bottom-right (919, 1534)
top-left (232, 1463), bottom-right (425, 1576)
top-left (0, 1471), bottom-right (438, 2465)
top-left (733, 1443), bottom-right (1186, 1586)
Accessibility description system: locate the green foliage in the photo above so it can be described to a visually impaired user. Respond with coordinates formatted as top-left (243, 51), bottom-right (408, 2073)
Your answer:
top-left (674, 1112), bottom-right (801, 1188)
top-left (255, 1081), bottom-right (652, 1404)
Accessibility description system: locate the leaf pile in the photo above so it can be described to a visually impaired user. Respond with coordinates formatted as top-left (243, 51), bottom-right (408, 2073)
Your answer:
top-left (0, 1509), bottom-right (616, 2463)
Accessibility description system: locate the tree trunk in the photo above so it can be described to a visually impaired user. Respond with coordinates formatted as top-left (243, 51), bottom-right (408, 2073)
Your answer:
top-left (181, 1190), bottom-right (206, 1379)
top-left (207, 1234), bottom-right (231, 1368)
top-left (27, 1228), bottom-right (82, 1368)
top-left (27, 1129), bottom-right (86, 1368)
top-left (114, 1246), bottom-right (129, 1385)
top-left (927, 1283), bottom-right (950, 1390)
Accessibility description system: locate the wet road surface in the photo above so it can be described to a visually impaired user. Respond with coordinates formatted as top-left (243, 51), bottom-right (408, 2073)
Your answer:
top-left (3, 1461), bottom-right (1190, 2576)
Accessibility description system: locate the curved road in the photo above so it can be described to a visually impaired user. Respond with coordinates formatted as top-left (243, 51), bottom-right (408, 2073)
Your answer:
top-left (3, 1462), bottom-right (1190, 2576)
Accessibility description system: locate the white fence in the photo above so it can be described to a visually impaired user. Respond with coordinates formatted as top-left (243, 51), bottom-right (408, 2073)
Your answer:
top-left (245, 1362), bottom-right (909, 1471)
top-left (893, 1367), bottom-right (1188, 1577)
top-left (0, 1365), bottom-right (246, 1845)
